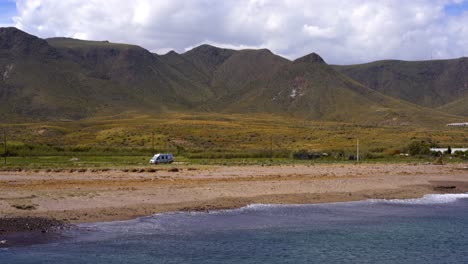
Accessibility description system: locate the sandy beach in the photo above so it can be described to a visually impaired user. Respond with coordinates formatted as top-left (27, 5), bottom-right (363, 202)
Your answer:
top-left (1, 163), bottom-right (468, 224)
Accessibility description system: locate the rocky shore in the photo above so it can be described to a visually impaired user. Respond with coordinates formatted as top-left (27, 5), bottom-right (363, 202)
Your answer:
top-left (0, 217), bottom-right (70, 248)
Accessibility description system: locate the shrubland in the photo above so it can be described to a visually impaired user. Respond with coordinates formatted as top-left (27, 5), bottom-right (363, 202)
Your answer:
top-left (1, 112), bottom-right (467, 168)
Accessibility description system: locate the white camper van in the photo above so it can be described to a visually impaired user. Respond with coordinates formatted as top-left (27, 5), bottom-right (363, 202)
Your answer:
top-left (149, 153), bottom-right (174, 164)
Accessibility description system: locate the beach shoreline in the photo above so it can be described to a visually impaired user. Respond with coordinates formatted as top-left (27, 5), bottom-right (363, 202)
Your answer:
top-left (1, 163), bottom-right (468, 224)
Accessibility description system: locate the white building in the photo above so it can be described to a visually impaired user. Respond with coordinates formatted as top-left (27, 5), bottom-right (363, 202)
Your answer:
top-left (447, 123), bottom-right (468, 127)
top-left (430, 148), bottom-right (468, 153)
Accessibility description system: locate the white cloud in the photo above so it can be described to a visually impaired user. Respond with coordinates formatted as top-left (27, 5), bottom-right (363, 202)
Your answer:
top-left (10, 0), bottom-right (468, 64)
top-left (303, 25), bottom-right (336, 39)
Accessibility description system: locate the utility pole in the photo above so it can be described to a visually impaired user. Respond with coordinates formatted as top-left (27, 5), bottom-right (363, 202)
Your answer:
top-left (270, 135), bottom-right (273, 160)
top-left (151, 132), bottom-right (155, 154)
top-left (356, 138), bottom-right (360, 163)
top-left (3, 129), bottom-right (6, 165)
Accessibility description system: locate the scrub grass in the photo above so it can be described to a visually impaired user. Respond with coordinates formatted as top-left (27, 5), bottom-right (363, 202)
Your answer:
top-left (0, 112), bottom-right (466, 169)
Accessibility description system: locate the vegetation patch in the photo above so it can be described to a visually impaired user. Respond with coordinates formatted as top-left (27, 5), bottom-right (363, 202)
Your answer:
top-left (11, 204), bottom-right (37, 210)
top-left (0, 113), bottom-right (466, 168)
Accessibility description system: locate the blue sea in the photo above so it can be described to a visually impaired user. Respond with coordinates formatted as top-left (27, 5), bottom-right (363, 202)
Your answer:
top-left (2, 193), bottom-right (468, 263)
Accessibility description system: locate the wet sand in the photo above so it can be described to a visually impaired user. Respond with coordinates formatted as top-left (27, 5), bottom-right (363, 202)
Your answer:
top-left (1, 163), bottom-right (468, 224)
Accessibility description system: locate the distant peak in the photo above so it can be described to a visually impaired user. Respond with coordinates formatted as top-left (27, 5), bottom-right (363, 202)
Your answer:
top-left (0, 26), bottom-right (57, 57)
top-left (165, 50), bottom-right (179, 55)
top-left (293, 52), bottom-right (326, 64)
top-left (0, 26), bottom-right (24, 33)
top-left (239, 48), bottom-right (273, 54)
top-left (189, 44), bottom-right (235, 54)
top-left (0, 27), bottom-right (36, 39)
top-left (194, 44), bottom-right (218, 49)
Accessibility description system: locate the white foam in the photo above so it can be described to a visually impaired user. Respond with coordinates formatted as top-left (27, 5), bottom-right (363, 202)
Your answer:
top-left (78, 193), bottom-right (468, 232)
top-left (369, 193), bottom-right (468, 205)
top-left (221, 194), bottom-right (468, 212)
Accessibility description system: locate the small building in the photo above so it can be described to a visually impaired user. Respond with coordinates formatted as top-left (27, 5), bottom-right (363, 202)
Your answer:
top-left (430, 148), bottom-right (468, 153)
top-left (447, 123), bottom-right (468, 127)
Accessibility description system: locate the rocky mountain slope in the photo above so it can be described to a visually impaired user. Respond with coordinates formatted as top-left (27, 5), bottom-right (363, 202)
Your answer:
top-left (0, 27), bottom-right (464, 124)
top-left (333, 58), bottom-right (468, 111)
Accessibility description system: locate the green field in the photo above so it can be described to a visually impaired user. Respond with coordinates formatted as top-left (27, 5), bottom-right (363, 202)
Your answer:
top-left (0, 113), bottom-right (466, 169)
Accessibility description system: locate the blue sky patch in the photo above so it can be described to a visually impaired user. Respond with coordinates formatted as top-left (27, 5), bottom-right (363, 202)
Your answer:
top-left (0, 0), bottom-right (16, 25)
top-left (444, 1), bottom-right (468, 16)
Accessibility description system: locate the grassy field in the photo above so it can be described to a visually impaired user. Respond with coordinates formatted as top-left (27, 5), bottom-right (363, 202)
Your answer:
top-left (0, 112), bottom-right (467, 168)
top-left (1, 155), bottom-right (466, 170)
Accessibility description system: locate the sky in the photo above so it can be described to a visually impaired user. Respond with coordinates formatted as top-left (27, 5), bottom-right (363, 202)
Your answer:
top-left (1, 0), bottom-right (468, 64)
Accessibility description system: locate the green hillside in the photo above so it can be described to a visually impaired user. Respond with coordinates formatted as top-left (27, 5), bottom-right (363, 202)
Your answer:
top-left (47, 37), bottom-right (214, 108)
top-left (0, 27), bottom-right (144, 121)
top-left (333, 58), bottom-right (468, 109)
top-left (182, 44), bottom-right (237, 79)
top-left (219, 53), bottom-right (458, 125)
top-left (0, 27), bottom-right (463, 125)
top-left (437, 92), bottom-right (468, 116)
top-left (210, 49), bottom-right (289, 97)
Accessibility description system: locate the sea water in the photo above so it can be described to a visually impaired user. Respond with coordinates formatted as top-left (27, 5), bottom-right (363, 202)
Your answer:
top-left (2, 193), bottom-right (468, 263)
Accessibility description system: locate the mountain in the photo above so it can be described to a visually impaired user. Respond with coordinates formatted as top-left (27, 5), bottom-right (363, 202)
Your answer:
top-left (47, 37), bottom-right (214, 108)
top-left (437, 92), bottom-right (468, 116)
top-left (216, 53), bottom-right (456, 124)
top-left (182, 44), bottom-right (237, 80)
top-left (332, 58), bottom-right (468, 109)
top-left (209, 48), bottom-right (290, 97)
top-left (0, 27), bottom-right (126, 120)
top-left (0, 27), bottom-right (462, 124)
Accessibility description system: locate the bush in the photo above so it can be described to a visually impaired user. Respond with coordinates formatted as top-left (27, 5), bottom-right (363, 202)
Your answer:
top-left (407, 141), bottom-right (431, 156)
top-left (453, 150), bottom-right (467, 159)
top-left (365, 152), bottom-right (384, 159)
top-left (292, 149), bottom-right (321, 160)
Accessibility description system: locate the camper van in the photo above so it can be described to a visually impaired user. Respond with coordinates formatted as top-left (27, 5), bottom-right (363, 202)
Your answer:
top-left (149, 153), bottom-right (174, 164)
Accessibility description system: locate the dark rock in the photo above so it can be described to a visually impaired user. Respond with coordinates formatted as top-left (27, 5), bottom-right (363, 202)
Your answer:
top-left (0, 216), bottom-right (68, 234)
top-left (434, 185), bottom-right (457, 191)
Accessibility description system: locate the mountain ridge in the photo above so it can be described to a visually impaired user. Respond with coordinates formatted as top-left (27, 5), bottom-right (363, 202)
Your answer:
top-left (332, 58), bottom-right (468, 110)
top-left (0, 27), bottom-right (465, 124)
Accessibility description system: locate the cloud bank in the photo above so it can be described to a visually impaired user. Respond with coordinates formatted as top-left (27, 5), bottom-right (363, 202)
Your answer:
top-left (10, 0), bottom-right (468, 64)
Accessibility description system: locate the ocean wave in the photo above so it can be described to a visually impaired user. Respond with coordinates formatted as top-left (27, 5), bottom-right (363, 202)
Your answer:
top-left (205, 203), bottom-right (308, 215)
top-left (209, 193), bottom-right (468, 214)
top-left (78, 193), bottom-right (468, 233)
top-left (368, 193), bottom-right (468, 205)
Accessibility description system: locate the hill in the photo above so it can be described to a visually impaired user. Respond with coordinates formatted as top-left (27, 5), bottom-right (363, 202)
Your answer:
top-left (332, 58), bottom-right (468, 109)
top-left (437, 92), bottom-right (468, 116)
top-left (217, 53), bottom-right (456, 125)
top-left (0, 27), bottom-right (462, 125)
top-left (0, 27), bottom-right (140, 121)
top-left (47, 37), bottom-right (214, 108)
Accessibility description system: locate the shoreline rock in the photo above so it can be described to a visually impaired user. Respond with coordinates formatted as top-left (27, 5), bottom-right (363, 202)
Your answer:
top-left (0, 217), bottom-right (71, 248)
